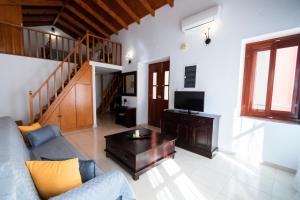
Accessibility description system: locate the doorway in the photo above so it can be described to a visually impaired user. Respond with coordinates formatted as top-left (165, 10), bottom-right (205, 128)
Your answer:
top-left (148, 61), bottom-right (170, 127)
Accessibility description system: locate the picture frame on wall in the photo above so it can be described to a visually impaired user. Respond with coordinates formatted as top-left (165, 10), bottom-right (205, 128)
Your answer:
top-left (184, 65), bottom-right (197, 88)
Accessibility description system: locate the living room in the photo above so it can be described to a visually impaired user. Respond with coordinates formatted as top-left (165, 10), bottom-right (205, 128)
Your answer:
top-left (1, 0), bottom-right (300, 200)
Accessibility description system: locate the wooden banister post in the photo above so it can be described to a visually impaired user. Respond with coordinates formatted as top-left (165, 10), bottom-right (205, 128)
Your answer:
top-left (77, 37), bottom-right (82, 66)
top-left (29, 91), bottom-right (34, 123)
top-left (86, 31), bottom-right (90, 61)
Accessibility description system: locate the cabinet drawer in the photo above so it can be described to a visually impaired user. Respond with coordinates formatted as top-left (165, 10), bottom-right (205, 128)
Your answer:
top-left (106, 143), bottom-right (135, 169)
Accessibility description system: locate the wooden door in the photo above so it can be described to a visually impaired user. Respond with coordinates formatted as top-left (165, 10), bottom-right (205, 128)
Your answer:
top-left (148, 61), bottom-right (170, 127)
top-left (60, 87), bottom-right (77, 132)
top-left (76, 84), bottom-right (93, 128)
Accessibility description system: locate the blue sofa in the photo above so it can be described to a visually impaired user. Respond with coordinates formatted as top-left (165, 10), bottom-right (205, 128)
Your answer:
top-left (0, 116), bottom-right (135, 200)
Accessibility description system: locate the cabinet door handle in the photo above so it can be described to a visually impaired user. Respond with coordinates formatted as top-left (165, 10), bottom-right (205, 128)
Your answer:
top-left (58, 115), bottom-right (62, 118)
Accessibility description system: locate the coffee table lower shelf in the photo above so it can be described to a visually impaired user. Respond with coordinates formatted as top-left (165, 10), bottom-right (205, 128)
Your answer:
top-left (105, 149), bottom-right (176, 180)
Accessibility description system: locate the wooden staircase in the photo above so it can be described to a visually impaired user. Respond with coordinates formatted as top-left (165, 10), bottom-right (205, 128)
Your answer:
top-left (28, 32), bottom-right (122, 127)
top-left (97, 73), bottom-right (123, 115)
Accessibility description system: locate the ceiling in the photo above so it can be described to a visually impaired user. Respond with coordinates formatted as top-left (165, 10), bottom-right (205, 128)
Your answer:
top-left (22, 0), bottom-right (174, 38)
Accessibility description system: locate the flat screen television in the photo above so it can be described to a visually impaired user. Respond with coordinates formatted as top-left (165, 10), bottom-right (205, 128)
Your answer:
top-left (174, 91), bottom-right (204, 112)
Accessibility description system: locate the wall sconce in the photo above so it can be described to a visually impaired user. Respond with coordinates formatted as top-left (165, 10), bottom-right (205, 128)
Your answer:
top-left (204, 27), bottom-right (211, 46)
top-left (126, 50), bottom-right (134, 64)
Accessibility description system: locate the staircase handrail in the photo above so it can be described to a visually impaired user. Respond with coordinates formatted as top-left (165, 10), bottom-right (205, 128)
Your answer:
top-left (28, 34), bottom-right (87, 122)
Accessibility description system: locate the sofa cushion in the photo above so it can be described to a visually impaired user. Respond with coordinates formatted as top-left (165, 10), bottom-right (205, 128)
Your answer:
top-left (0, 117), bottom-right (40, 200)
top-left (49, 170), bottom-right (136, 200)
top-left (30, 136), bottom-right (103, 176)
top-left (19, 122), bottom-right (41, 135)
top-left (26, 158), bottom-right (82, 199)
top-left (25, 125), bottom-right (61, 147)
top-left (18, 122), bottom-right (42, 146)
top-left (41, 157), bottom-right (96, 183)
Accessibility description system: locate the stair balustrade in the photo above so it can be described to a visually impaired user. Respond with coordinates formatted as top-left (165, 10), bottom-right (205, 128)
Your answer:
top-left (27, 32), bottom-right (122, 123)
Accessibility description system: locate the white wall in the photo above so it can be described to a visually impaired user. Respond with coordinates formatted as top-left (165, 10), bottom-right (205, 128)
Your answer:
top-left (0, 54), bottom-right (61, 123)
top-left (113, 0), bottom-right (300, 169)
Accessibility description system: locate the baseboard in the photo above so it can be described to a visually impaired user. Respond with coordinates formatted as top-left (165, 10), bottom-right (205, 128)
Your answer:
top-left (218, 148), bottom-right (236, 155)
top-left (217, 149), bottom-right (297, 174)
top-left (262, 161), bottom-right (297, 174)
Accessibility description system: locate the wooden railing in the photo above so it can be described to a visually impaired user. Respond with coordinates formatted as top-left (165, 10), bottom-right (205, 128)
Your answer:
top-left (87, 33), bottom-right (122, 66)
top-left (28, 35), bottom-right (86, 122)
top-left (28, 32), bottom-right (123, 122)
top-left (0, 20), bottom-right (76, 61)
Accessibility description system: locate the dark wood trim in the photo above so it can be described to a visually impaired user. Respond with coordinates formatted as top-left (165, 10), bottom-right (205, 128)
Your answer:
top-left (122, 71), bottom-right (137, 96)
top-left (241, 33), bottom-right (300, 123)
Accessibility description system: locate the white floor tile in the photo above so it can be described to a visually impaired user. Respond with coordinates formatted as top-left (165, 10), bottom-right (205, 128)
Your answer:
top-left (64, 113), bottom-right (297, 200)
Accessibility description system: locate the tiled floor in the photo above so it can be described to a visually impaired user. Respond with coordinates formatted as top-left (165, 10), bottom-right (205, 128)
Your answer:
top-left (64, 113), bottom-right (300, 200)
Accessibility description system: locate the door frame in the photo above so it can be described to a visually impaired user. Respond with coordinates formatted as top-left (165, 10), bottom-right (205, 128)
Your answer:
top-left (148, 60), bottom-right (170, 127)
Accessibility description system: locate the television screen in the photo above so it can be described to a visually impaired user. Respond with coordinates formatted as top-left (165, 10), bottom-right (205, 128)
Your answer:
top-left (174, 91), bottom-right (204, 112)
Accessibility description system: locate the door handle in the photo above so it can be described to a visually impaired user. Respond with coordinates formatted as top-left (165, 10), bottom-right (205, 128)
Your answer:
top-left (157, 95), bottom-right (162, 99)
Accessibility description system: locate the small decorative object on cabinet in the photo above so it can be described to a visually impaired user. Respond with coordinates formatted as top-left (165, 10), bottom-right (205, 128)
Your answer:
top-left (115, 106), bottom-right (136, 128)
top-left (161, 109), bottom-right (220, 159)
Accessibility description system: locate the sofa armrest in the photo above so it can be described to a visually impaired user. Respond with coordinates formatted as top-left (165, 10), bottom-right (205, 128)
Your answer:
top-left (49, 170), bottom-right (136, 200)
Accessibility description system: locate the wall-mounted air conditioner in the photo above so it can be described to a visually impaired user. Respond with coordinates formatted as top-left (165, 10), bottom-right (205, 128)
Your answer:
top-left (181, 5), bottom-right (220, 33)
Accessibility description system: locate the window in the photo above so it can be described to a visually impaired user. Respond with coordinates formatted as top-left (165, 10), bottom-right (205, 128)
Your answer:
top-left (241, 34), bottom-right (300, 123)
top-left (152, 72), bottom-right (157, 99)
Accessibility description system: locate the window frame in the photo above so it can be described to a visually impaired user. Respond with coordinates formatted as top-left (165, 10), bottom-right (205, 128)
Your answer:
top-left (241, 34), bottom-right (300, 123)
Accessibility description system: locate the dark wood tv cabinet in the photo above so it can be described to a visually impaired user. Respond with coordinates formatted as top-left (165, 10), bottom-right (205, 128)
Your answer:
top-left (161, 110), bottom-right (220, 159)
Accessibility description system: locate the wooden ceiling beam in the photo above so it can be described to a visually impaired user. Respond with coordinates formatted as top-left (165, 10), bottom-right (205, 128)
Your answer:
top-left (52, 6), bottom-right (64, 26)
top-left (20, 0), bottom-right (64, 6)
top-left (93, 0), bottom-right (128, 30)
top-left (116, 0), bottom-right (140, 24)
top-left (73, 0), bottom-right (118, 34)
top-left (138, 0), bottom-right (155, 16)
top-left (23, 9), bottom-right (59, 15)
top-left (166, 0), bottom-right (174, 7)
top-left (61, 12), bottom-right (88, 34)
top-left (55, 22), bottom-right (79, 39)
top-left (23, 15), bottom-right (56, 22)
top-left (56, 20), bottom-right (83, 38)
top-left (65, 4), bottom-right (109, 38)
top-left (23, 21), bottom-right (53, 26)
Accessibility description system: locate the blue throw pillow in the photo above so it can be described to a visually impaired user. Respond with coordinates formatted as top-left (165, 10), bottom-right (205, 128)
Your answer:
top-left (41, 157), bottom-right (96, 183)
top-left (25, 125), bottom-right (61, 147)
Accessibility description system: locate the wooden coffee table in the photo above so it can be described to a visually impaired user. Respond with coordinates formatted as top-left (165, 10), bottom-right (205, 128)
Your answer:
top-left (104, 128), bottom-right (176, 180)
